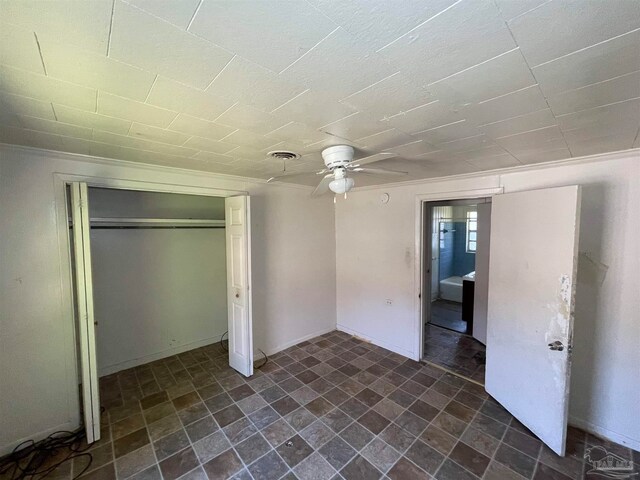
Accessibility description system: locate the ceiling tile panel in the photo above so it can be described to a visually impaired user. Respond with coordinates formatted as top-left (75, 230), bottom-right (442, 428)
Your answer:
top-left (436, 134), bottom-right (497, 152)
top-left (39, 39), bottom-right (156, 101)
top-left (0, 23), bottom-right (45, 74)
top-left (182, 136), bottom-right (237, 154)
top-left (214, 103), bottom-right (289, 135)
top-left (270, 89), bottom-right (357, 129)
top-left (0, 65), bottom-right (97, 111)
top-left (565, 131), bottom-right (636, 157)
top-left (355, 129), bottom-right (414, 150)
top-left (54, 104), bottom-right (131, 135)
top-left (532, 29), bottom-right (640, 96)
top-left (556, 98), bottom-right (640, 133)
top-left (168, 113), bottom-right (236, 140)
top-left (206, 56), bottom-right (306, 112)
top-left (478, 108), bottom-right (558, 138)
top-left (493, 0), bottom-right (549, 22)
top-left (127, 0), bottom-right (201, 29)
top-left (265, 121), bottom-right (328, 146)
top-left (128, 123), bottom-right (190, 146)
top-left (428, 48), bottom-right (537, 104)
top-left (516, 146), bottom-right (573, 164)
top-left (495, 125), bottom-right (565, 150)
top-left (413, 120), bottom-right (483, 144)
top-left (378, 0), bottom-right (516, 85)
top-left (92, 130), bottom-right (198, 157)
top-left (0, 92), bottom-right (56, 120)
top-left (465, 153), bottom-right (521, 170)
top-left (97, 92), bottom-right (178, 128)
top-left (146, 76), bottom-right (236, 121)
top-left (218, 129), bottom-right (279, 150)
top-left (384, 140), bottom-right (439, 159)
top-left (508, 0), bottom-right (640, 67)
top-left (193, 150), bottom-right (237, 165)
top-left (546, 71), bottom-right (640, 116)
top-left (308, 0), bottom-right (458, 51)
top-left (189, 0), bottom-right (336, 73)
top-left (462, 85), bottom-right (549, 125)
top-left (0, 0), bottom-right (113, 54)
top-left (17, 114), bottom-right (93, 139)
top-left (340, 72), bottom-right (433, 119)
top-left (281, 27), bottom-right (397, 100)
top-left (319, 112), bottom-right (389, 141)
top-left (109, 0), bottom-right (233, 89)
top-left (382, 101), bottom-right (463, 135)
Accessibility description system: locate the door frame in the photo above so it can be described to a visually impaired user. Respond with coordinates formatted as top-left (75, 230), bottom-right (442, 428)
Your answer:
top-left (54, 173), bottom-right (250, 433)
top-left (414, 187), bottom-right (503, 361)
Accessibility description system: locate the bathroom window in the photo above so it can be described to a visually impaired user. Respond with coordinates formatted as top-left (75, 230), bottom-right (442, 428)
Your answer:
top-left (466, 211), bottom-right (477, 252)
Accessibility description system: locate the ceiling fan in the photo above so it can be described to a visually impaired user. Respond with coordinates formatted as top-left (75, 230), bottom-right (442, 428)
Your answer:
top-left (267, 145), bottom-right (407, 197)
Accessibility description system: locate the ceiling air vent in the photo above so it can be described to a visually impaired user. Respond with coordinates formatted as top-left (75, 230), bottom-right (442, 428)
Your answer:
top-left (266, 151), bottom-right (300, 161)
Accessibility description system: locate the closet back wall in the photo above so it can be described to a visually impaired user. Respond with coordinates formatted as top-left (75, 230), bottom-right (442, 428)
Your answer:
top-left (88, 188), bottom-right (227, 376)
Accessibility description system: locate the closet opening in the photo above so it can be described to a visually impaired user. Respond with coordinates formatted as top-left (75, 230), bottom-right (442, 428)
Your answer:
top-left (421, 198), bottom-right (491, 385)
top-left (63, 181), bottom-right (252, 444)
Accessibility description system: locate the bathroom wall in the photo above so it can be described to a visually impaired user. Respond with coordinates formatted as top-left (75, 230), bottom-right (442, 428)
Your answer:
top-left (438, 205), bottom-right (476, 283)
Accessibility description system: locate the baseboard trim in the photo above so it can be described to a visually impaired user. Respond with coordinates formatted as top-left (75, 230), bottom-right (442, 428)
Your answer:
top-left (98, 333), bottom-right (227, 377)
top-left (260, 326), bottom-right (337, 357)
top-left (569, 415), bottom-right (640, 451)
top-left (336, 324), bottom-right (416, 360)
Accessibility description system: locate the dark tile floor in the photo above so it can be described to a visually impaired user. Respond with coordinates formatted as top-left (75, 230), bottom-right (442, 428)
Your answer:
top-left (430, 300), bottom-right (468, 334)
top-left (424, 324), bottom-right (486, 383)
top-left (24, 331), bottom-right (638, 480)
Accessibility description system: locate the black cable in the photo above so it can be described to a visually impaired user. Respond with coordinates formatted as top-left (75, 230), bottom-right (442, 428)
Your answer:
top-left (0, 428), bottom-right (92, 480)
top-left (220, 331), bottom-right (268, 369)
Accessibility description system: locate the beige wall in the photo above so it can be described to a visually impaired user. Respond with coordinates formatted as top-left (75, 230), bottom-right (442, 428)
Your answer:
top-left (0, 144), bottom-right (337, 454)
top-left (335, 150), bottom-right (640, 450)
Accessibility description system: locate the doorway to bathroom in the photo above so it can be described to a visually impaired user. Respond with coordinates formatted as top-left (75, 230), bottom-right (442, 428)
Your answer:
top-left (422, 198), bottom-right (491, 383)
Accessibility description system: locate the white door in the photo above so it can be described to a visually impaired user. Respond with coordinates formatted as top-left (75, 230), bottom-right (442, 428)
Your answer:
top-left (472, 202), bottom-right (491, 345)
top-left (225, 195), bottom-right (253, 377)
top-left (486, 185), bottom-right (581, 456)
top-left (70, 182), bottom-right (101, 443)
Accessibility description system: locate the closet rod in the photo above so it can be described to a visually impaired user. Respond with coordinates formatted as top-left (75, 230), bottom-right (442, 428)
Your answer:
top-left (69, 225), bottom-right (225, 229)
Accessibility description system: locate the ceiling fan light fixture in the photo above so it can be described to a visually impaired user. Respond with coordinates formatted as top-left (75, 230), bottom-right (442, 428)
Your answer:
top-left (329, 176), bottom-right (355, 194)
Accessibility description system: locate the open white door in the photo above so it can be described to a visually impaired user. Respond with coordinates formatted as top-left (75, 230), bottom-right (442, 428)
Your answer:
top-left (70, 182), bottom-right (101, 443)
top-left (472, 202), bottom-right (491, 345)
top-left (225, 195), bottom-right (253, 377)
top-left (486, 185), bottom-right (581, 456)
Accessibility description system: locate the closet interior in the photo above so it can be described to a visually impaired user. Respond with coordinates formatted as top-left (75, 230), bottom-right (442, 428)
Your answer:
top-left (68, 187), bottom-right (228, 379)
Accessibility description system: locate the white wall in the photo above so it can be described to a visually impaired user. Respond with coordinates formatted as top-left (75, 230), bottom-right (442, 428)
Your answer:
top-left (91, 229), bottom-right (228, 376)
top-left (335, 150), bottom-right (640, 449)
top-left (0, 144), bottom-right (337, 454)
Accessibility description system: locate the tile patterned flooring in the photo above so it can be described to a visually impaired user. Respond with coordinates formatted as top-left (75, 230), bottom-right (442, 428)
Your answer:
top-left (424, 325), bottom-right (486, 384)
top-left (26, 331), bottom-right (638, 480)
top-left (429, 301), bottom-right (468, 334)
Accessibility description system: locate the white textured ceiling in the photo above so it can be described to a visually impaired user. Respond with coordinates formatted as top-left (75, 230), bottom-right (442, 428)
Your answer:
top-left (0, 0), bottom-right (639, 186)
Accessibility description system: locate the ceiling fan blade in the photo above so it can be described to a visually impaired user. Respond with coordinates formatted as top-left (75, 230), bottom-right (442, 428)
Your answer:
top-left (311, 174), bottom-right (334, 197)
top-left (351, 166), bottom-right (408, 177)
top-left (350, 152), bottom-right (398, 167)
top-left (267, 169), bottom-right (326, 182)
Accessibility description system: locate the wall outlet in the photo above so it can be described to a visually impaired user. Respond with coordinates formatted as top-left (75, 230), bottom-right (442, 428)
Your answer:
top-left (385, 299), bottom-right (393, 306)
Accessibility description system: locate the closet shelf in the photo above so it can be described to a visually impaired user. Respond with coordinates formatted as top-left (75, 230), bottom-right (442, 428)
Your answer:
top-left (68, 217), bottom-right (225, 228)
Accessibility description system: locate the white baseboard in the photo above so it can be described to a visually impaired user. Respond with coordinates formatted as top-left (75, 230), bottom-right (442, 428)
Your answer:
top-left (98, 333), bottom-right (226, 377)
top-left (0, 419), bottom-right (79, 457)
top-left (260, 326), bottom-right (337, 357)
top-left (337, 324), bottom-right (416, 360)
top-left (569, 415), bottom-right (640, 452)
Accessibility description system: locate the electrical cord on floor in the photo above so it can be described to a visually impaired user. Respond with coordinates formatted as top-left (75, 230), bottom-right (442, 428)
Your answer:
top-left (221, 331), bottom-right (268, 370)
top-left (0, 428), bottom-right (92, 480)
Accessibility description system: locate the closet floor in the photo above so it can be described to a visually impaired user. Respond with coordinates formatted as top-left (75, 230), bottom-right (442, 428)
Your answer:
top-left (30, 332), bottom-right (638, 480)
